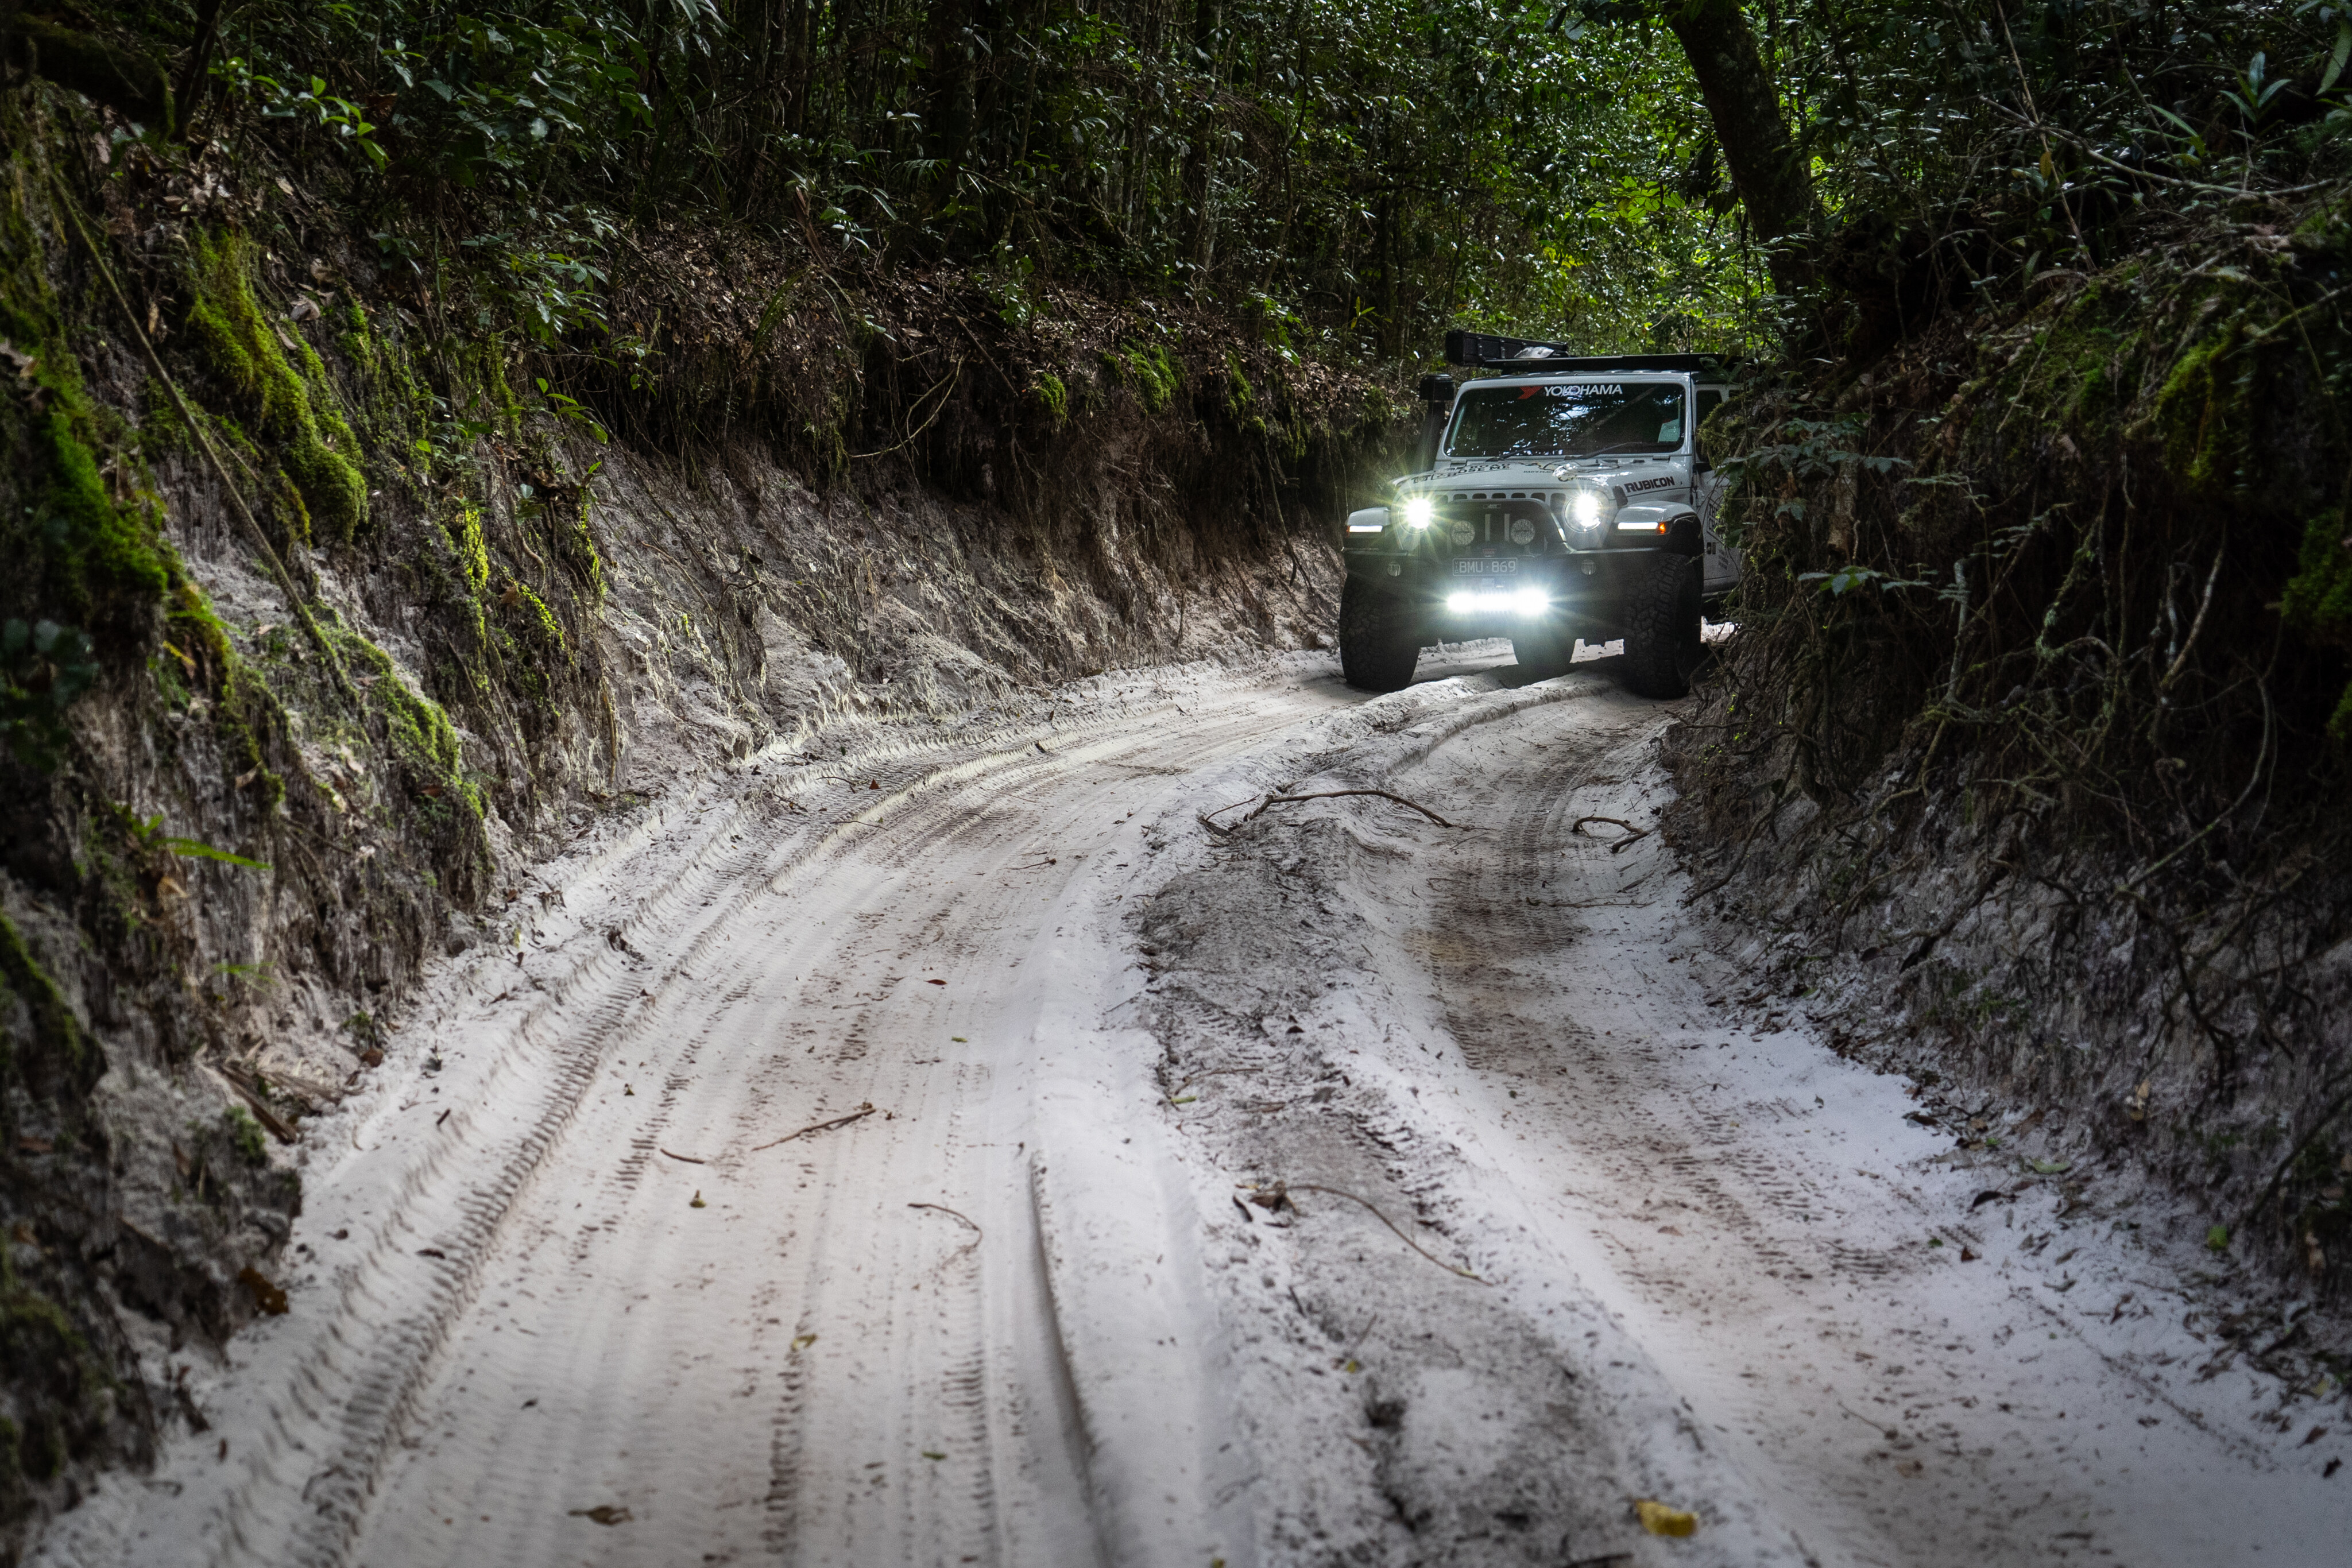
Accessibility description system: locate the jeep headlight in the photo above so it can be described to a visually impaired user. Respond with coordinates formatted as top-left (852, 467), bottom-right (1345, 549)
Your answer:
top-left (1400, 495), bottom-right (1435, 531)
top-left (1569, 490), bottom-right (1607, 532)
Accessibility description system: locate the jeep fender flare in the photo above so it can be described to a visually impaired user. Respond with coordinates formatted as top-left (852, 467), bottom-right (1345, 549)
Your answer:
top-left (1662, 512), bottom-right (1704, 557)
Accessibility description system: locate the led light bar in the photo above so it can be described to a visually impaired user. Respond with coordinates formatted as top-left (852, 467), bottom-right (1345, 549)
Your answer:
top-left (1444, 589), bottom-right (1550, 615)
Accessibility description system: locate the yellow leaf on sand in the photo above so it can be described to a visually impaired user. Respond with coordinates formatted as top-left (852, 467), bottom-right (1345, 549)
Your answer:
top-left (1635, 1499), bottom-right (1697, 1537)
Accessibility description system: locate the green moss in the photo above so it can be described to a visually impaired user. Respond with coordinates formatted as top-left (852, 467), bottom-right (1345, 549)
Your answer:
top-left (508, 581), bottom-right (567, 660)
top-left (0, 1282), bottom-right (94, 1477)
top-left (1032, 372), bottom-right (1068, 426)
top-left (2282, 506), bottom-right (2352, 741)
top-left (336, 298), bottom-right (380, 377)
top-left (0, 911), bottom-right (87, 1080)
top-left (333, 627), bottom-right (485, 816)
top-left (563, 509), bottom-right (605, 601)
top-left (183, 233), bottom-right (368, 545)
top-left (449, 501), bottom-right (491, 592)
top-left (0, 185), bottom-right (172, 636)
top-left (211, 665), bottom-right (285, 810)
top-left (1221, 348), bottom-right (1256, 420)
top-left (222, 1105), bottom-right (266, 1166)
top-left (1103, 341), bottom-right (1181, 413)
top-left (2151, 319), bottom-right (2253, 499)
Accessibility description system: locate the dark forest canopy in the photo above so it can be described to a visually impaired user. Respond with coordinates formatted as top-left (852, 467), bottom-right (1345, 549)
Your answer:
top-left (11, 2), bottom-right (2351, 367)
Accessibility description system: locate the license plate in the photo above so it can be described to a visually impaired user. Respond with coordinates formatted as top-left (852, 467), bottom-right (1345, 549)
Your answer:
top-left (1452, 557), bottom-right (1519, 575)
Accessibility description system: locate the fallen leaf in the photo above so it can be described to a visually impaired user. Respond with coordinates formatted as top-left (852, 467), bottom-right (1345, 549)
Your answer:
top-left (2026, 1157), bottom-right (2071, 1175)
top-left (1634, 1499), bottom-right (1697, 1537)
top-left (690, 1190), bottom-right (706, 1209)
top-left (290, 296), bottom-right (321, 322)
top-left (1960, 1246), bottom-right (1979, 1261)
top-left (416, 1248), bottom-right (446, 1259)
top-left (927, 978), bottom-right (947, 986)
top-left (1657, 1225), bottom-right (1682, 1236)
top-left (2304, 1426), bottom-right (2330, 1446)
top-left (791, 1333), bottom-right (818, 1352)
top-left (920, 1450), bottom-right (946, 1460)
top-left (238, 1265), bottom-right (288, 1316)
top-left (568, 1504), bottom-right (632, 1526)
top-left (951, 1036), bottom-right (967, 1042)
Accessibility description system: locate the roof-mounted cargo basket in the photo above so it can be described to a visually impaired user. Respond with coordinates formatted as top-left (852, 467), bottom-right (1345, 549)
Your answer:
top-left (1442, 330), bottom-right (1736, 378)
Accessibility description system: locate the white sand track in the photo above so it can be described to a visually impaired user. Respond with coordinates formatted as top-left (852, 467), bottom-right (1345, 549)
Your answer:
top-left (36, 648), bottom-right (2349, 1568)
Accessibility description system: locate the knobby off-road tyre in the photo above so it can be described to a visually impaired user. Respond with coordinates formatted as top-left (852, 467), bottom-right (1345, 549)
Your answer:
top-left (1620, 552), bottom-right (1704, 699)
top-left (1339, 576), bottom-right (1422, 691)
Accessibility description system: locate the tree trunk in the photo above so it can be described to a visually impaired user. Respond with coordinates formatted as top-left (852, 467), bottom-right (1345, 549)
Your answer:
top-left (1661, 1), bottom-right (1814, 293)
top-left (1179, 0), bottom-right (1223, 281)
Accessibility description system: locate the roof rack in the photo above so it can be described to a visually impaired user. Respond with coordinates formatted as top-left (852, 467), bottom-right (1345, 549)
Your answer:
top-left (1442, 330), bottom-right (1736, 378)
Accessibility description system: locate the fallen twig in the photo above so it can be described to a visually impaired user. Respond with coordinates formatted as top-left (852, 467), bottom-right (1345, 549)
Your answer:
top-left (1204, 789), bottom-right (1459, 833)
top-left (1197, 794), bottom-right (1264, 835)
top-left (751, 1102), bottom-right (877, 1152)
top-left (215, 1063), bottom-right (298, 1145)
top-left (1571, 815), bottom-right (1653, 852)
top-left (907, 1201), bottom-right (982, 1242)
top-left (658, 1148), bottom-right (707, 1165)
top-left (1284, 1182), bottom-right (1488, 1283)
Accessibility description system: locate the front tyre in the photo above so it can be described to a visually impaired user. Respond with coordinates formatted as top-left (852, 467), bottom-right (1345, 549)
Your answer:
top-left (1621, 553), bottom-right (1704, 698)
top-left (1339, 576), bottom-right (1421, 691)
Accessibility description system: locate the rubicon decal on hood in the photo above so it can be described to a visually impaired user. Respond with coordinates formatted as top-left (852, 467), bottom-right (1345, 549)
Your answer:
top-left (1621, 475), bottom-right (1680, 495)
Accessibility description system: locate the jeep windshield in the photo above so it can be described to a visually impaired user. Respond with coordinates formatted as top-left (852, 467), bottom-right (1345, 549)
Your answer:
top-left (1443, 381), bottom-right (1686, 459)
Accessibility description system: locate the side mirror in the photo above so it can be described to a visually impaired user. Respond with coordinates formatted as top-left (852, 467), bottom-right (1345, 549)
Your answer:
top-left (1692, 457), bottom-right (1713, 475)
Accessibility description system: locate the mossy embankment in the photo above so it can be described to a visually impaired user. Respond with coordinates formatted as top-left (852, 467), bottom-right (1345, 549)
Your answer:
top-left (0, 87), bottom-right (1401, 1554)
top-left (1668, 199), bottom-right (2352, 1335)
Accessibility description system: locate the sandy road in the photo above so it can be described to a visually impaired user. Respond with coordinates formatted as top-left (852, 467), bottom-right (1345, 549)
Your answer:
top-left (41, 657), bottom-right (1381, 1568)
top-left (36, 646), bottom-right (2350, 1568)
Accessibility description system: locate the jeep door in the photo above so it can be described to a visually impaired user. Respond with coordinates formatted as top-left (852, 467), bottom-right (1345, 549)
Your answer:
top-left (1694, 384), bottom-right (1739, 595)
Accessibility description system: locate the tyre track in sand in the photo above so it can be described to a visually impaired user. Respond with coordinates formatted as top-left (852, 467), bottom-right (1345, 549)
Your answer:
top-left (34, 661), bottom-right (1371, 1568)
top-left (1390, 679), bottom-right (2346, 1568)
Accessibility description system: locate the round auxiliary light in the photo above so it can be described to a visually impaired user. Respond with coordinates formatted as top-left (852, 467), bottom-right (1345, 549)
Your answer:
top-left (1400, 495), bottom-right (1436, 530)
top-left (1508, 517), bottom-right (1537, 545)
top-left (1449, 520), bottom-right (1476, 547)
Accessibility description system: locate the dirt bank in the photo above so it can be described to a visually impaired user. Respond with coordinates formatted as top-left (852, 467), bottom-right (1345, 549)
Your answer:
top-left (0, 92), bottom-right (1398, 1552)
top-left (1662, 204), bottom-right (2352, 1381)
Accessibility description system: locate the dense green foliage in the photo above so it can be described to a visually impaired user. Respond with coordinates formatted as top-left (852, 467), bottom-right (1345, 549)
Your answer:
top-left (78, 0), bottom-right (1765, 357)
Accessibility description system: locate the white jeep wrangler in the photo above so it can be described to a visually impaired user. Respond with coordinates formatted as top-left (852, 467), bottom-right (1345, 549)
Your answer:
top-left (1338, 332), bottom-right (1737, 696)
